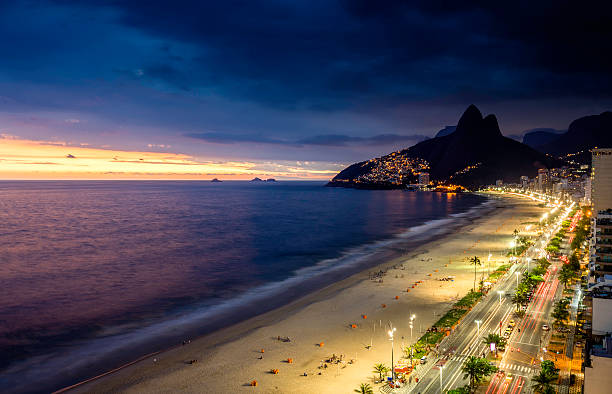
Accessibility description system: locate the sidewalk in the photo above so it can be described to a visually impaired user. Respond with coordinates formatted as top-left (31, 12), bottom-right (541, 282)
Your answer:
top-left (558, 282), bottom-right (582, 394)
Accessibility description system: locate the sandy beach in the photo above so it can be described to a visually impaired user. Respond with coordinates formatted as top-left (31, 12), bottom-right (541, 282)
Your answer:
top-left (71, 194), bottom-right (545, 394)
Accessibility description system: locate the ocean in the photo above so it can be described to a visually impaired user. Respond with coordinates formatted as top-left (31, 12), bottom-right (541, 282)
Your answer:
top-left (0, 181), bottom-right (490, 392)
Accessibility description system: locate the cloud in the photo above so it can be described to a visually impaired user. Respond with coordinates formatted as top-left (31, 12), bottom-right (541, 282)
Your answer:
top-left (184, 132), bottom-right (286, 145)
top-left (4, 0), bottom-right (610, 114)
top-left (40, 0), bottom-right (610, 107)
top-left (520, 128), bottom-right (566, 135)
top-left (0, 136), bottom-right (344, 180)
top-left (298, 134), bottom-right (429, 146)
top-left (185, 132), bottom-right (428, 147)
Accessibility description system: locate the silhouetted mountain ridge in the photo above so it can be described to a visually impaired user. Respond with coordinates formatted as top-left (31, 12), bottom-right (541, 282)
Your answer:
top-left (329, 105), bottom-right (561, 189)
top-left (522, 128), bottom-right (565, 149)
top-left (537, 111), bottom-right (612, 158)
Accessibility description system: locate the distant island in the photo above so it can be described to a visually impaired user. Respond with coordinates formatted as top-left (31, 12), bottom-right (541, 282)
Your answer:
top-left (211, 178), bottom-right (222, 183)
top-left (250, 177), bottom-right (276, 182)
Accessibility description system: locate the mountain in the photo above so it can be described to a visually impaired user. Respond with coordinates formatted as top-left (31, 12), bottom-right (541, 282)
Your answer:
top-left (506, 134), bottom-right (524, 142)
top-left (328, 105), bottom-right (561, 189)
top-left (537, 112), bottom-right (612, 158)
top-left (434, 126), bottom-right (456, 138)
top-left (522, 128), bottom-right (566, 149)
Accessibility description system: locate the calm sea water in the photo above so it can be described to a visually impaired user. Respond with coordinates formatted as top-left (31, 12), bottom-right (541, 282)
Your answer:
top-left (0, 181), bottom-right (489, 392)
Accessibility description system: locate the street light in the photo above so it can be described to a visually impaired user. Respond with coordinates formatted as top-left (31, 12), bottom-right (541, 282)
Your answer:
top-left (497, 290), bottom-right (504, 305)
top-left (515, 271), bottom-right (520, 287)
top-left (410, 314), bottom-right (416, 342)
top-left (509, 239), bottom-right (516, 256)
top-left (388, 326), bottom-right (397, 380)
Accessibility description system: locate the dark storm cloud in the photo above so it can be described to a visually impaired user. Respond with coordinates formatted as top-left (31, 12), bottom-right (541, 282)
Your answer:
top-left (185, 132), bottom-right (429, 147)
top-left (45, 0), bottom-right (612, 108)
top-left (184, 132), bottom-right (287, 145)
top-left (297, 134), bottom-right (430, 146)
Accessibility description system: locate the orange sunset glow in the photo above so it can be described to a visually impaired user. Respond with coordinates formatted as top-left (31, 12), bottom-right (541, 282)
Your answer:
top-left (0, 136), bottom-right (340, 180)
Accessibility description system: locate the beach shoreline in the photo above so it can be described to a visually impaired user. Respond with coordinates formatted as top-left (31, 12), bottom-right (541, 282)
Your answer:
top-left (64, 193), bottom-right (546, 394)
top-left (3, 191), bottom-right (490, 394)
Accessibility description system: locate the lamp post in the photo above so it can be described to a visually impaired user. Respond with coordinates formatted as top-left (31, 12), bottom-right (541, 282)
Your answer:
top-left (410, 314), bottom-right (416, 342)
top-left (388, 326), bottom-right (396, 380)
top-left (515, 271), bottom-right (520, 287)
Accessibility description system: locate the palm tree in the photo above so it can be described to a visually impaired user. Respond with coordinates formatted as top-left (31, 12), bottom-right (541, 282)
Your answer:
top-left (462, 356), bottom-right (496, 391)
top-left (511, 291), bottom-right (526, 312)
top-left (468, 256), bottom-right (482, 292)
top-left (540, 361), bottom-right (559, 380)
top-left (552, 300), bottom-right (570, 327)
top-left (559, 266), bottom-right (574, 288)
top-left (482, 333), bottom-right (506, 356)
top-left (372, 363), bottom-right (389, 381)
top-left (403, 345), bottom-right (415, 365)
top-left (462, 356), bottom-right (480, 391)
top-left (354, 383), bottom-right (374, 394)
top-left (540, 386), bottom-right (555, 394)
top-left (531, 370), bottom-right (554, 393)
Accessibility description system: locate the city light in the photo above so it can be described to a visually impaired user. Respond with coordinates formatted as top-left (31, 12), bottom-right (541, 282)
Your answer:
top-left (388, 326), bottom-right (396, 380)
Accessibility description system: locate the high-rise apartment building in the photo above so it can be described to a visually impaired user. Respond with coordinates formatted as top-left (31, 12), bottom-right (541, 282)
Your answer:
top-left (591, 149), bottom-right (612, 279)
top-left (592, 149), bottom-right (612, 214)
top-left (538, 168), bottom-right (549, 191)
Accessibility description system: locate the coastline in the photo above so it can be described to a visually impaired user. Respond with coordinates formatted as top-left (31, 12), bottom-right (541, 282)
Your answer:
top-left (66, 193), bottom-right (546, 394)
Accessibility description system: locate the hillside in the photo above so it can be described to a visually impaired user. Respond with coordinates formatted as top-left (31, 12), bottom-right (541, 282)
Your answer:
top-left (522, 128), bottom-right (565, 149)
top-left (328, 105), bottom-right (561, 189)
top-left (536, 112), bottom-right (612, 163)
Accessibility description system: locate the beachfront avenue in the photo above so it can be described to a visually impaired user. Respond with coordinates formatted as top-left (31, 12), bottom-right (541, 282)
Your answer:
top-left (395, 195), bottom-right (572, 394)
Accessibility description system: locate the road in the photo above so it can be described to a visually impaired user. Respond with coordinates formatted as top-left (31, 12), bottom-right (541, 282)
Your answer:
top-left (486, 259), bottom-right (561, 394)
top-left (399, 207), bottom-right (569, 394)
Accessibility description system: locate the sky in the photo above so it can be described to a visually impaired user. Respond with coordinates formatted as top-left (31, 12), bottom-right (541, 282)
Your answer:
top-left (1, 0), bottom-right (611, 179)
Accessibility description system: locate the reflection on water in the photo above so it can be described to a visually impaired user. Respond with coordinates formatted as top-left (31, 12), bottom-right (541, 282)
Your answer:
top-left (0, 181), bottom-right (486, 389)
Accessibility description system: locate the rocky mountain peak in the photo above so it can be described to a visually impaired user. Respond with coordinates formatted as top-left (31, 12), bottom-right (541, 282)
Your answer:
top-left (453, 105), bottom-right (502, 140)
